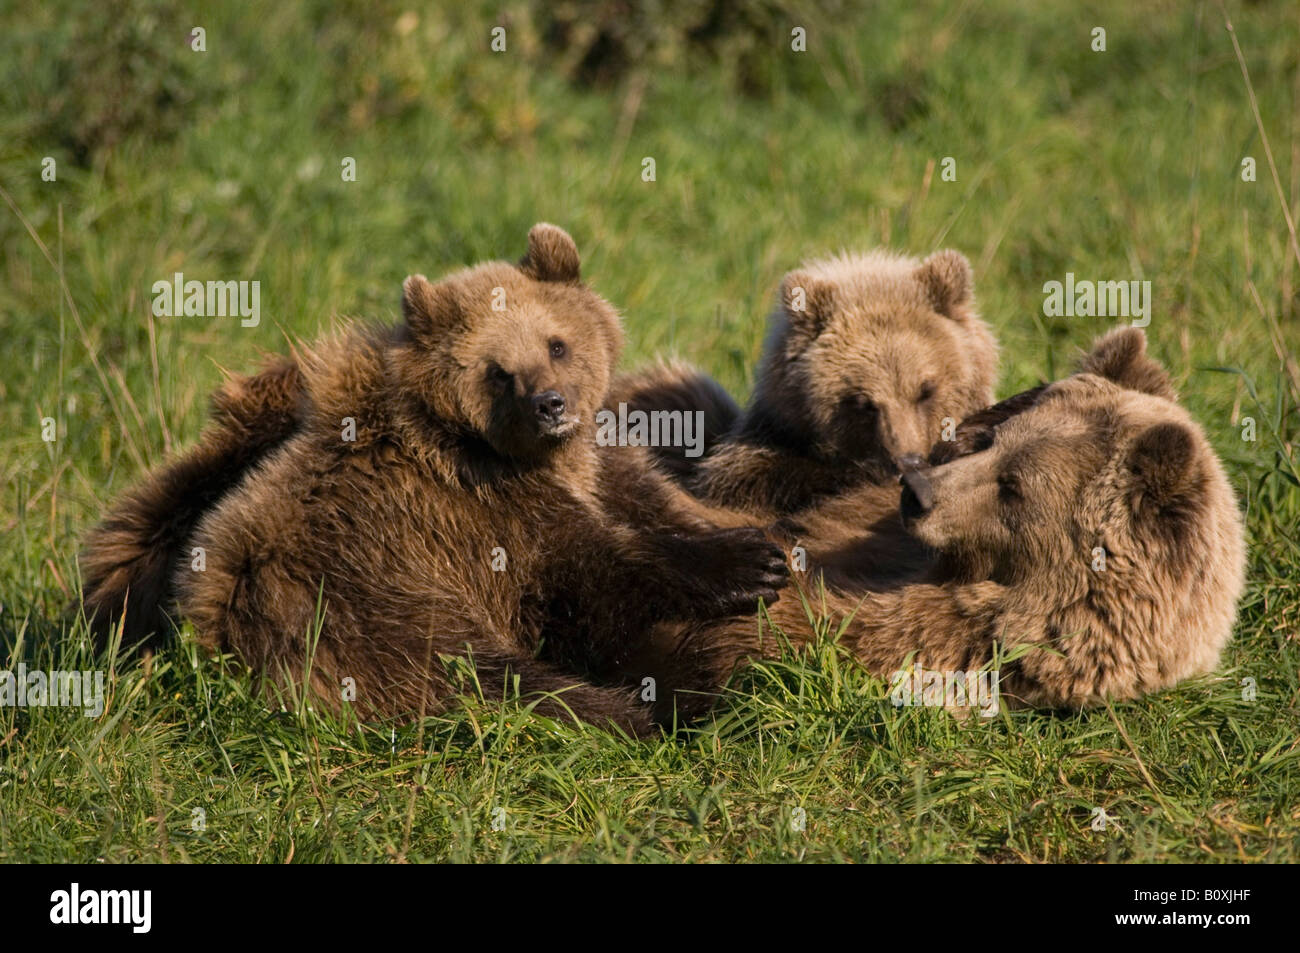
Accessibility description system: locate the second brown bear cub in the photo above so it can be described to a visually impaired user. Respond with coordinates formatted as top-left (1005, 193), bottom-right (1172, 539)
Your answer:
top-left (159, 224), bottom-right (786, 735)
top-left (615, 249), bottom-right (999, 515)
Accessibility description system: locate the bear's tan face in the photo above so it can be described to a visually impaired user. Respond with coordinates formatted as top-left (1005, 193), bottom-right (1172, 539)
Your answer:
top-left (450, 271), bottom-right (620, 459)
top-left (766, 249), bottom-right (995, 474)
top-left (800, 315), bottom-right (967, 469)
top-left (901, 388), bottom-right (1100, 578)
top-left (901, 373), bottom-right (1217, 586)
top-left (395, 224), bottom-right (623, 461)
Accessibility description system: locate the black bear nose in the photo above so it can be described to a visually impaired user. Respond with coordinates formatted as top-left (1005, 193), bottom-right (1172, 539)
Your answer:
top-left (896, 453), bottom-right (926, 472)
top-left (532, 390), bottom-right (566, 421)
top-left (900, 468), bottom-right (935, 522)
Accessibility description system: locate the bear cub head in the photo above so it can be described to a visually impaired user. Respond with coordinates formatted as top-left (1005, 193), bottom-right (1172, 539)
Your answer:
top-left (750, 248), bottom-right (998, 478)
top-left (390, 223), bottom-right (623, 465)
top-left (899, 327), bottom-right (1244, 676)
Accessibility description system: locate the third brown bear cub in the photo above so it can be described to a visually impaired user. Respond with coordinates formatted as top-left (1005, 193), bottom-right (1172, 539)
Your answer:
top-left (613, 249), bottom-right (999, 516)
top-left (146, 224), bottom-right (787, 736)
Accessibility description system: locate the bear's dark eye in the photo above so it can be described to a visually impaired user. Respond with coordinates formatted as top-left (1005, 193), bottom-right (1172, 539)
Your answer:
top-left (917, 381), bottom-right (936, 403)
top-left (997, 472), bottom-right (1021, 502)
top-left (855, 394), bottom-right (878, 415)
top-left (488, 364), bottom-right (513, 388)
top-left (549, 339), bottom-right (567, 360)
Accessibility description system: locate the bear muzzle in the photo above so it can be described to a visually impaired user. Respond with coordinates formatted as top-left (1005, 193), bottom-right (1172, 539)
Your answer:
top-left (900, 468), bottom-right (935, 524)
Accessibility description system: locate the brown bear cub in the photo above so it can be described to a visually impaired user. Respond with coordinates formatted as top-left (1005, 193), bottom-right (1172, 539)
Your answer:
top-left (82, 225), bottom-right (788, 735)
top-left (674, 328), bottom-right (1246, 711)
top-left (612, 249), bottom-right (999, 516)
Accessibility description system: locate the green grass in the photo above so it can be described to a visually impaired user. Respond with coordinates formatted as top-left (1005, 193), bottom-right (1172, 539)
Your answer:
top-left (2, 0), bottom-right (1298, 862)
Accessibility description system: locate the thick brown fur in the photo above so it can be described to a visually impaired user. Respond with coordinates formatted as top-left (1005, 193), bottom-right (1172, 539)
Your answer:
top-left (758, 385), bottom-right (1074, 593)
top-left (78, 357), bottom-right (306, 649)
top-left (605, 359), bottom-right (741, 483)
top-left (614, 249), bottom-right (1000, 517)
top-left (668, 328), bottom-right (1245, 712)
top-left (87, 225), bottom-right (789, 735)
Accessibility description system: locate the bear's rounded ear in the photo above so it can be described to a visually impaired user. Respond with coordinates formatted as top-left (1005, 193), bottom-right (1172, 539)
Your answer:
top-left (402, 274), bottom-right (460, 339)
top-left (1076, 327), bottom-right (1175, 399)
top-left (780, 270), bottom-right (833, 341)
top-left (1125, 422), bottom-right (1201, 522)
top-left (519, 223), bottom-right (581, 283)
top-left (914, 250), bottom-right (973, 319)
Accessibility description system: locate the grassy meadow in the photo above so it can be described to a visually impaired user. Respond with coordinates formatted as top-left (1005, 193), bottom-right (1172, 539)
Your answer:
top-left (0, 0), bottom-right (1298, 862)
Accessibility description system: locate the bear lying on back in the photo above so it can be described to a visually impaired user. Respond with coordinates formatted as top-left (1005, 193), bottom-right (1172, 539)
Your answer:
top-left (611, 248), bottom-right (999, 516)
top-left (85, 224), bottom-right (788, 735)
top-left (667, 328), bottom-right (1245, 710)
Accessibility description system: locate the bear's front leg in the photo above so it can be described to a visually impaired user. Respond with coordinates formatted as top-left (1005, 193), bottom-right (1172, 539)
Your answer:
top-left (536, 518), bottom-right (787, 687)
